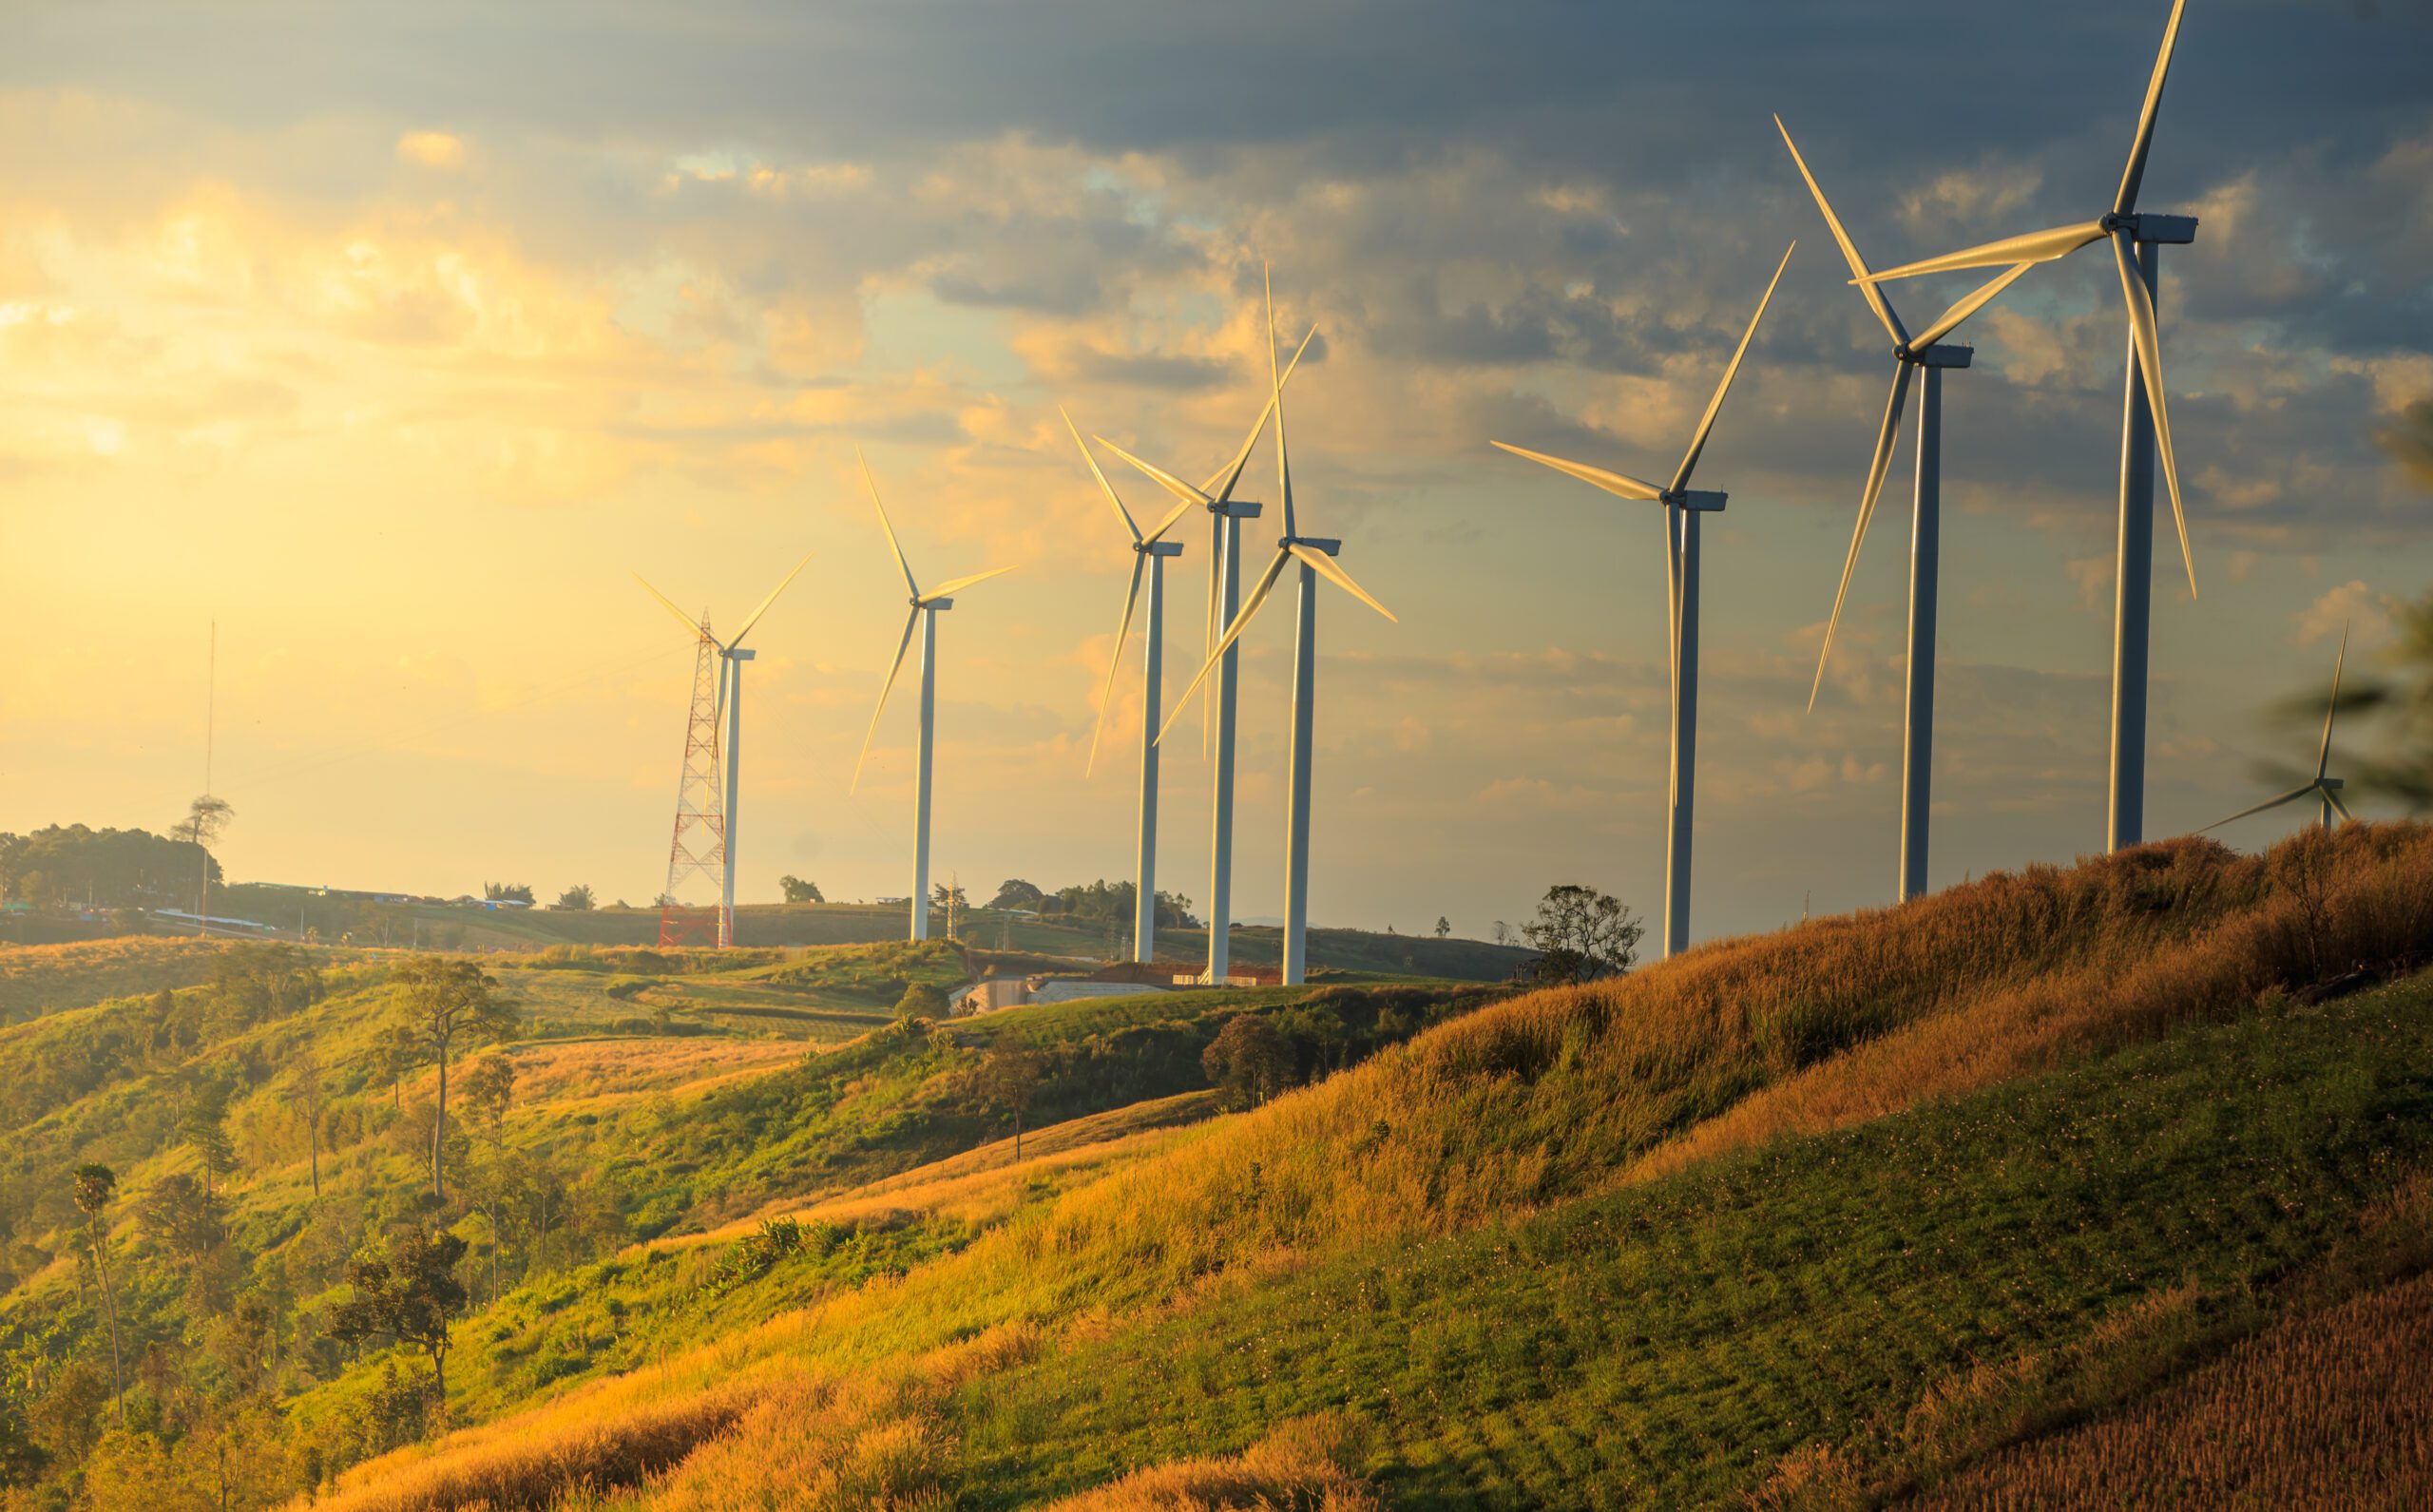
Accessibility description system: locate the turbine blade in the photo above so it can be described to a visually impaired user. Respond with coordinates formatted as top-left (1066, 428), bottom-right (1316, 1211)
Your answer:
top-left (1202, 324), bottom-right (1317, 504)
top-left (1858, 221), bottom-right (2105, 284)
top-left (1672, 240), bottom-right (1795, 494)
top-left (851, 607), bottom-right (922, 794)
top-left (1290, 543), bottom-right (1396, 622)
top-left (1086, 553), bottom-right (1148, 777)
top-left (857, 448), bottom-right (919, 598)
top-left (2325, 787), bottom-right (2355, 823)
top-left (1490, 440), bottom-right (1665, 502)
top-left (1158, 548), bottom-right (1290, 745)
top-left (1774, 115), bottom-right (1906, 347)
top-left (1268, 263), bottom-right (1294, 541)
top-left (1906, 261), bottom-right (2038, 351)
top-left (1062, 405), bottom-right (1141, 544)
top-left (1810, 361), bottom-right (1916, 712)
top-left (1142, 495), bottom-right (1197, 545)
top-left (1663, 503), bottom-right (1682, 804)
top-left (728, 550), bottom-right (815, 649)
top-left (635, 572), bottom-right (709, 640)
top-left (2116, 0), bottom-right (2190, 217)
top-left (2198, 784), bottom-right (2319, 833)
top-left (2318, 622), bottom-right (2349, 781)
top-left (1098, 435), bottom-right (1215, 507)
top-left (923, 565), bottom-right (1017, 602)
top-left (2112, 229), bottom-right (2196, 599)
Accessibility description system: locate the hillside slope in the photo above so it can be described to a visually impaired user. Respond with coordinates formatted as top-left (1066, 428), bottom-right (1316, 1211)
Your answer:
top-left (309, 825), bottom-right (2433, 1510)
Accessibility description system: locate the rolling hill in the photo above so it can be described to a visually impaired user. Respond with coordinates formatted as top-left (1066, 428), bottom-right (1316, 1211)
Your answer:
top-left (1, 825), bottom-right (2428, 1508)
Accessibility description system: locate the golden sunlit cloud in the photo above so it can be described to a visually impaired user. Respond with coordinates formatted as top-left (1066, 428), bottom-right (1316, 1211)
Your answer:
top-left (395, 129), bottom-right (467, 169)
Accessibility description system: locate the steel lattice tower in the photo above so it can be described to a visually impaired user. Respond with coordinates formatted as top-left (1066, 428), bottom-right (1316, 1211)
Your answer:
top-left (658, 628), bottom-right (727, 948)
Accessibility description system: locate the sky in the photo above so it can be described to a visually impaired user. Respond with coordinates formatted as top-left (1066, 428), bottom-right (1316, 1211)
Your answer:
top-left (2, 0), bottom-right (2429, 944)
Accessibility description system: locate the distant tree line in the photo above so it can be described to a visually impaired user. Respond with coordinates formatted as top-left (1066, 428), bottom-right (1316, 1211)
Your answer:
top-left (987, 878), bottom-right (1199, 928)
top-left (0, 826), bottom-right (220, 911)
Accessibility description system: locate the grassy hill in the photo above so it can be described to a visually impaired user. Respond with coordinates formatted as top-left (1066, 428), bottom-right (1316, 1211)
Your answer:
top-left (4, 825), bottom-right (2429, 1509)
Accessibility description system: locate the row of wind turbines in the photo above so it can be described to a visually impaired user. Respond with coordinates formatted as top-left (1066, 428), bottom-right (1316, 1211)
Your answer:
top-left (627, 0), bottom-right (2351, 976)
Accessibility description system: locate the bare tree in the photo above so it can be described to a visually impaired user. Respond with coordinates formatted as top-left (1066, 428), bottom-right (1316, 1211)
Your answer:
top-left (387, 958), bottom-right (518, 1199)
top-left (175, 794), bottom-right (235, 922)
top-left (72, 1164), bottom-right (124, 1426)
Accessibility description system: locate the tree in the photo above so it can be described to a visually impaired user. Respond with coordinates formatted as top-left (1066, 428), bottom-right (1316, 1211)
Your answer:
top-left (778, 875), bottom-right (824, 905)
top-left (294, 1050), bottom-right (330, 1198)
top-left (456, 1054), bottom-right (516, 1150)
top-left (482, 882), bottom-right (535, 905)
top-left (180, 1084), bottom-right (238, 1196)
top-left (978, 1040), bottom-right (1042, 1158)
top-left (1434, 915), bottom-right (1451, 939)
top-left (894, 982), bottom-right (950, 1025)
top-left (326, 1227), bottom-right (469, 1409)
top-left (387, 957), bottom-right (519, 1198)
top-left (987, 878), bottom-right (1044, 910)
top-left (1520, 884), bottom-right (1643, 984)
top-left (137, 1172), bottom-right (224, 1263)
top-left (931, 881), bottom-right (968, 909)
top-left (553, 884), bottom-right (596, 911)
top-left (172, 795), bottom-right (234, 919)
top-left (1202, 1014), bottom-right (1293, 1109)
top-left (70, 1164), bottom-right (124, 1426)
top-left (1492, 920), bottom-right (1512, 947)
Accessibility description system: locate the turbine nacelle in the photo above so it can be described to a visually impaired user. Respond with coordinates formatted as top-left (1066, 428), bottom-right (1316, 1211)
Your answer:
top-left (1664, 489), bottom-right (1729, 514)
top-left (1892, 342), bottom-right (1974, 371)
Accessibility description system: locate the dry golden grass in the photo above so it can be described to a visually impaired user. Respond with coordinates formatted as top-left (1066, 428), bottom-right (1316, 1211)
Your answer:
top-left (0, 933), bottom-right (223, 1024)
top-left (675, 1091), bottom-right (1221, 1247)
top-left (1911, 1271), bottom-right (2433, 1510)
top-left (1040, 1414), bottom-right (1382, 1511)
top-left (499, 1038), bottom-right (805, 1104)
top-left (309, 1381), bottom-right (766, 1512)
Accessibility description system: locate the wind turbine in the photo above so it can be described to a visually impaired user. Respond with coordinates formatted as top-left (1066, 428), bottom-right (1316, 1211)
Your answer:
top-left (635, 553), bottom-right (814, 947)
top-left (1855, 0), bottom-right (2202, 854)
top-left (848, 450), bottom-right (1016, 943)
top-left (2202, 627), bottom-right (2354, 836)
top-left (1493, 242), bottom-right (1794, 960)
top-left (1063, 407), bottom-right (1197, 965)
top-left (1778, 114), bottom-right (2036, 903)
top-left (1157, 269), bottom-right (1397, 986)
top-left (1094, 319), bottom-right (1316, 986)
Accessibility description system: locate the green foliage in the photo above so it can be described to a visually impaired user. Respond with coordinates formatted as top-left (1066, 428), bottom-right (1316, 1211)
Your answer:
top-left (0, 826), bottom-right (220, 911)
top-left (482, 883), bottom-right (535, 905)
top-left (326, 1226), bottom-right (470, 1397)
top-left (894, 982), bottom-right (950, 1024)
top-left (553, 885), bottom-right (596, 911)
top-left (1520, 882), bottom-right (1642, 983)
top-left (778, 875), bottom-right (824, 905)
top-left (1201, 1015), bottom-right (1292, 1109)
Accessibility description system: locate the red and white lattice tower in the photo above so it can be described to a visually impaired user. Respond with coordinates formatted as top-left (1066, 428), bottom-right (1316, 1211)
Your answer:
top-left (657, 626), bottom-right (726, 948)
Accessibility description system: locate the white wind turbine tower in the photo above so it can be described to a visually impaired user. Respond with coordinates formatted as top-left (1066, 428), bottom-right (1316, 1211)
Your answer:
top-left (635, 553), bottom-right (814, 947)
top-left (849, 450), bottom-right (1016, 942)
top-left (1493, 243), bottom-right (1794, 960)
top-left (1095, 319), bottom-right (1317, 985)
top-left (1778, 114), bottom-right (2037, 903)
top-left (1155, 270), bottom-right (1397, 986)
top-left (2202, 626), bottom-right (2355, 836)
top-left (1856, 0), bottom-right (2203, 854)
top-left (1062, 408), bottom-right (1197, 964)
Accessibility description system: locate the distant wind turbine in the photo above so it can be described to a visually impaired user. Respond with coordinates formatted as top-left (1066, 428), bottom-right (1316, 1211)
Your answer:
top-left (849, 449), bottom-right (1016, 943)
top-left (1777, 113), bottom-right (2035, 903)
top-left (1097, 319), bottom-right (1316, 985)
top-left (1857, 0), bottom-right (2203, 854)
top-left (2203, 627), bottom-right (2354, 835)
top-left (635, 553), bottom-right (814, 947)
top-left (1063, 407), bottom-right (1197, 964)
top-left (1158, 268), bottom-right (1398, 986)
top-left (1493, 242), bottom-right (1794, 960)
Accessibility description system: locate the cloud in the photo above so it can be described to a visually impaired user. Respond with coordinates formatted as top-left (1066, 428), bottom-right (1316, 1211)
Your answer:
top-left (394, 130), bottom-right (465, 169)
top-left (2292, 580), bottom-right (2398, 647)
